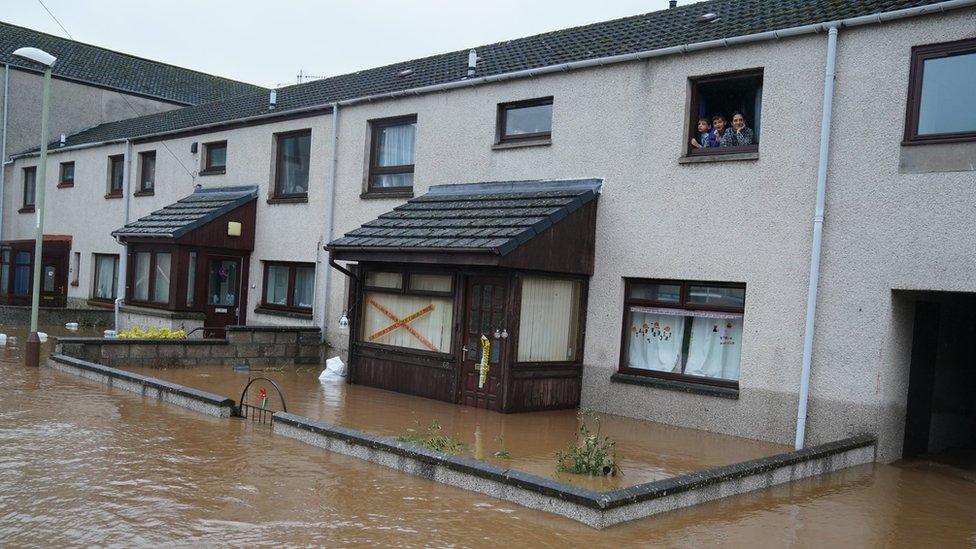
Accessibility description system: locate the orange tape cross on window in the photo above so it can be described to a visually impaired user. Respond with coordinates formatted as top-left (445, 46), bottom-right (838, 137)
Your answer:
top-left (367, 297), bottom-right (439, 352)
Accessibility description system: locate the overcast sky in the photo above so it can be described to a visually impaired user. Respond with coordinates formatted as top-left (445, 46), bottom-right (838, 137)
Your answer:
top-left (5, 0), bottom-right (674, 88)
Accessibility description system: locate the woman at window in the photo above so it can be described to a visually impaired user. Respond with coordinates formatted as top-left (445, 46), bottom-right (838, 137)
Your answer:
top-left (720, 112), bottom-right (755, 147)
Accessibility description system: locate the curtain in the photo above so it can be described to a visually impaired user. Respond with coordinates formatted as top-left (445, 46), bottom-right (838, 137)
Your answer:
top-left (361, 291), bottom-right (453, 353)
top-left (265, 265), bottom-right (289, 305)
top-left (185, 253), bottom-right (196, 306)
top-left (626, 311), bottom-right (686, 373)
top-left (133, 252), bottom-right (150, 301)
top-left (377, 123), bottom-right (415, 167)
top-left (517, 277), bottom-right (581, 362)
top-left (153, 253), bottom-right (171, 303)
top-left (684, 315), bottom-right (743, 381)
top-left (279, 134), bottom-right (311, 194)
top-left (94, 256), bottom-right (118, 299)
top-left (293, 266), bottom-right (315, 309)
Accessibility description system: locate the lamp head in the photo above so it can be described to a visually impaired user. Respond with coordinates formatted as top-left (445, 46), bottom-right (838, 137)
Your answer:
top-left (12, 47), bottom-right (56, 68)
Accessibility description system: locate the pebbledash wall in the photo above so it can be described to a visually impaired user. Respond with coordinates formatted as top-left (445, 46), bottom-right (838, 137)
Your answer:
top-left (4, 9), bottom-right (975, 461)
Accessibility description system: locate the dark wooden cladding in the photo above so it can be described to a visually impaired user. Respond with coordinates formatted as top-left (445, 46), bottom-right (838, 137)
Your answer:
top-left (175, 200), bottom-right (256, 250)
top-left (351, 343), bottom-right (457, 403)
top-left (500, 199), bottom-right (598, 275)
top-left (507, 374), bottom-right (581, 413)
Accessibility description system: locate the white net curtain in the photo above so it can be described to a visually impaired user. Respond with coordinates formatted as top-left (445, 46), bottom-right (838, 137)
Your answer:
top-left (626, 306), bottom-right (742, 381)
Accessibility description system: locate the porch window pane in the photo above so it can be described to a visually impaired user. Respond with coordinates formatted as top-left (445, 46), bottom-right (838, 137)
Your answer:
top-left (361, 291), bottom-right (453, 353)
top-left (13, 252), bottom-right (30, 296)
top-left (133, 252), bottom-right (150, 301)
top-left (94, 255), bottom-right (118, 300)
top-left (517, 277), bottom-right (581, 362)
top-left (265, 265), bottom-right (289, 305)
top-left (365, 271), bottom-right (402, 289)
top-left (628, 282), bottom-right (680, 302)
top-left (0, 252), bottom-right (8, 294)
top-left (293, 266), bottom-right (315, 309)
top-left (409, 273), bottom-right (452, 292)
top-left (186, 252), bottom-right (196, 306)
top-left (153, 253), bottom-right (171, 304)
top-left (687, 285), bottom-right (745, 308)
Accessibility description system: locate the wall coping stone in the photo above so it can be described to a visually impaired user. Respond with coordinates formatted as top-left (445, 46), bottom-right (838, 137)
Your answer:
top-left (56, 336), bottom-right (228, 346)
top-left (610, 372), bottom-right (739, 399)
top-left (48, 353), bottom-right (235, 408)
top-left (227, 325), bottom-right (320, 333)
top-left (119, 303), bottom-right (206, 320)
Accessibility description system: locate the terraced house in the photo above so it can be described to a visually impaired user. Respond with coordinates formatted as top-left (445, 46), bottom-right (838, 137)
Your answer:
top-left (3, 0), bottom-right (975, 463)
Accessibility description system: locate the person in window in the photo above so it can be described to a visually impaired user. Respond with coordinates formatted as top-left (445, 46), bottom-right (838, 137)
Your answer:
top-left (690, 118), bottom-right (713, 149)
top-left (720, 112), bottom-right (755, 147)
top-left (709, 114), bottom-right (728, 146)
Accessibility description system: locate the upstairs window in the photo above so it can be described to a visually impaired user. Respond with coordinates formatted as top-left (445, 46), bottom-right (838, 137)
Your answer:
top-left (21, 167), bottom-right (36, 210)
top-left (107, 154), bottom-right (124, 197)
top-left (904, 38), bottom-right (976, 144)
top-left (367, 115), bottom-right (416, 194)
top-left (138, 151), bottom-right (156, 194)
top-left (58, 162), bottom-right (74, 188)
top-left (273, 130), bottom-right (311, 198)
top-left (202, 141), bottom-right (227, 174)
top-left (687, 69), bottom-right (762, 156)
top-left (619, 279), bottom-right (745, 388)
top-left (496, 97), bottom-right (553, 145)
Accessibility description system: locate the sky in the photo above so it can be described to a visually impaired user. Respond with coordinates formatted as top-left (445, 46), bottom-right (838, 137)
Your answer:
top-left (4, 0), bottom-right (675, 88)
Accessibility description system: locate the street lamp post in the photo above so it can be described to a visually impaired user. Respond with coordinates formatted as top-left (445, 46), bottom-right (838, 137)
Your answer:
top-left (13, 47), bottom-right (57, 367)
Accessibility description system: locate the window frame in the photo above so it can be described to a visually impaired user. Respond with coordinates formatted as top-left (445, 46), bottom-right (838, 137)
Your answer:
top-left (58, 161), bottom-right (75, 188)
top-left (91, 253), bottom-right (119, 303)
top-left (126, 247), bottom-right (173, 308)
top-left (495, 96), bottom-right (554, 145)
top-left (201, 140), bottom-right (227, 175)
top-left (686, 68), bottom-right (763, 158)
top-left (21, 166), bottom-right (36, 212)
top-left (136, 150), bottom-right (156, 195)
top-left (366, 115), bottom-right (418, 196)
top-left (272, 129), bottom-right (312, 200)
top-left (106, 154), bottom-right (124, 198)
top-left (512, 273), bottom-right (587, 367)
top-left (260, 261), bottom-right (316, 313)
top-left (618, 278), bottom-right (745, 390)
top-left (903, 37), bottom-right (976, 145)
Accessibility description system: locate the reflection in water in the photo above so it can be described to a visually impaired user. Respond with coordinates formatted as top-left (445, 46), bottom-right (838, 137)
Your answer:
top-left (0, 325), bottom-right (972, 546)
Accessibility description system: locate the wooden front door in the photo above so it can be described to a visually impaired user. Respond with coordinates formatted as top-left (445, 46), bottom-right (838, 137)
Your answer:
top-left (459, 276), bottom-right (509, 410)
top-left (204, 255), bottom-right (246, 337)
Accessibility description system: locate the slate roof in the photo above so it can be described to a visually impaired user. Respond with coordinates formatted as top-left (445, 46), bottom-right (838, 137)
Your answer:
top-left (328, 179), bottom-right (602, 255)
top-left (112, 186), bottom-right (257, 240)
top-left (27, 0), bottom-right (955, 154)
top-left (0, 20), bottom-right (265, 105)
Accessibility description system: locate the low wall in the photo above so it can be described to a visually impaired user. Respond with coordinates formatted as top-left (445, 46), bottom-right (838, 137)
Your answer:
top-left (47, 354), bottom-right (235, 417)
top-left (0, 305), bottom-right (113, 327)
top-left (273, 413), bottom-right (877, 529)
top-left (56, 325), bottom-right (323, 368)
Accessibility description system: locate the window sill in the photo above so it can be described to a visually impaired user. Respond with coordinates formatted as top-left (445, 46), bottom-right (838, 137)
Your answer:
top-left (360, 190), bottom-right (414, 200)
top-left (18, 206), bottom-right (35, 214)
top-left (199, 168), bottom-right (226, 176)
top-left (492, 138), bottom-right (551, 151)
top-left (104, 193), bottom-right (123, 200)
top-left (267, 195), bottom-right (308, 205)
top-left (86, 298), bottom-right (115, 309)
top-left (678, 151), bottom-right (759, 164)
top-left (610, 372), bottom-right (739, 399)
top-left (254, 306), bottom-right (313, 320)
top-left (133, 190), bottom-right (155, 197)
top-left (57, 182), bottom-right (74, 189)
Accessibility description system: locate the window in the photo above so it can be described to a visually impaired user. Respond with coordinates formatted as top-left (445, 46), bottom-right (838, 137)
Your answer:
top-left (22, 167), bottom-right (36, 210)
top-left (904, 38), bottom-right (976, 144)
top-left (202, 141), bottom-right (227, 174)
top-left (186, 252), bottom-right (196, 306)
top-left (13, 251), bottom-right (31, 296)
top-left (620, 279), bottom-right (745, 388)
top-left (92, 254), bottom-right (119, 301)
top-left (359, 270), bottom-right (453, 354)
top-left (496, 97), bottom-right (553, 145)
top-left (107, 155), bottom-right (124, 197)
top-left (58, 162), bottom-right (74, 188)
top-left (0, 249), bottom-right (9, 295)
top-left (687, 69), bottom-right (762, 156)
top-left (517, 276), bottom-right (582, 362)
top-left (71, 252), bottom-right (80, 286)
top-left (262, 261), bottom-right (315, 312)
top-left (274, 130), bottom-right (311, 198)
top-left (367, 115), bottom-right (416, 193)
top-left (130, 250), bottom-right (171, 305)
top-left (137, 151), bottom-right (155, 194)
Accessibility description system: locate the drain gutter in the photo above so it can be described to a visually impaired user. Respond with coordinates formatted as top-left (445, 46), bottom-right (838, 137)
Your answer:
top-left (113, 139), bottom-right (132, 332)
top-left (0, 64), bottom-right (9, 243)
top-left (319, 102), bottom-right (339, 341)
top-left (795, 26), bottom-right (839, 450)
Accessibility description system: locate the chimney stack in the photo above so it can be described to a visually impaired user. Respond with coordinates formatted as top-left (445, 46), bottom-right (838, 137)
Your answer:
top-left (269, 90), bottom-right (277, 110)
top-left (467, 49), bottom-right (478, 77)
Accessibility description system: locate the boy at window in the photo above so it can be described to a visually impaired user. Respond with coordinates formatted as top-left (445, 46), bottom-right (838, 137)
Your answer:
top-left (720, 112), bottom-right (755, 147)
top-left (690, 117), bottom-right (713, 149)
top-left (709, 115), bottom-right (728, 146)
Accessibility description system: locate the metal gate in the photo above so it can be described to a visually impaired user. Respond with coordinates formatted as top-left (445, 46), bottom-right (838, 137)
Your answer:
top-left (237, 377), bottom-right (287, 426)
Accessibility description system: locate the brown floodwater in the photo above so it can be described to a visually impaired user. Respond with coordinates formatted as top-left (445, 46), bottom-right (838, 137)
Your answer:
top-left (1, 325), bottom-right (974, 547)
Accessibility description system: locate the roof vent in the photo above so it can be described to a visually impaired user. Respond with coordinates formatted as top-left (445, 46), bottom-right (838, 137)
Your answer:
top-left (467, 48), bottom-right (478, 77)
top-left (269, 90), bottom-right (277, 110)
top-left (59, 133), bottom-right (66, 146)
top-left (669, 0), bottom-right (677, 8)
top-left (397, 68), bottom-right (414, 77)
top-left (699, 12), bottom-right (720, 22)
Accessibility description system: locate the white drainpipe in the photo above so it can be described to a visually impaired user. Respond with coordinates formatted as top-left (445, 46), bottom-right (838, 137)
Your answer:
top-left (320, 102), bottom-right (339, 341)
top-left (0, 64), bottom-right (10, 243)
top-left (795, 26), bottom-right (839, 450)
top-left (113, 139), bottom-right (132, 331)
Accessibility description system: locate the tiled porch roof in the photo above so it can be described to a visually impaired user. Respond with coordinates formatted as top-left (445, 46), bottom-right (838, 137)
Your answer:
top-left (111, 186), bottom-right (257, 240)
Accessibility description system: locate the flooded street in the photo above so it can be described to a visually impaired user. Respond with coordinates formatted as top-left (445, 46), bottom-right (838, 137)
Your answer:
top-left (0, 326), bottom-right (972, 546)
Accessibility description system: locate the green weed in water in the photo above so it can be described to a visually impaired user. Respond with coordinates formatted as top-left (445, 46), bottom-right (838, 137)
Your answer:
top-left (555, 412), bottom-right (619, 476)
top-left (396, 420), bottom-right (464, 455)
